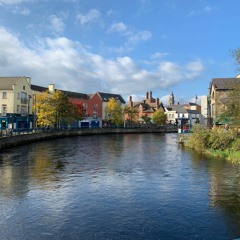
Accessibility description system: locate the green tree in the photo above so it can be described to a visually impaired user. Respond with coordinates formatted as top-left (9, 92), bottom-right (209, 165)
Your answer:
top-left (124, 106), bottom-right (138, 127)
top-left (152, 109), bottom-right (167, 125)
top-left (221, 80), bottom-right (240, 127)
top-left (105, 98), bottom-right (124, 127)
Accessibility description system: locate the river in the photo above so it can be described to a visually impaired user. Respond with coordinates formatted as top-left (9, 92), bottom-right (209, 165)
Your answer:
top-left (0, 133), bottom-right (240, 240)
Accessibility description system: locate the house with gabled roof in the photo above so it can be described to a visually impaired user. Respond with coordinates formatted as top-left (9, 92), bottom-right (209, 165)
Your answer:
top-left (210, 76), bottom-right (240, 122)
top-left (89, 92), bottom-right (126, 121)
top-left (165, 103), bottom-right (202, 128)
top-left (0, 76), bottom-right (33, 131)
top-left (128, 91), bottom-right (165, 123)
top-left (31, 84), bottom-right (126, 127)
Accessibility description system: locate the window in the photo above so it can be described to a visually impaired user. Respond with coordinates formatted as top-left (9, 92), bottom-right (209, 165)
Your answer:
top-left (2, 92), bottom-right (7, 99)
top-left (23, 86), bottom-right (25, 90)
top-left (21, 92), bottom-right (27, 104)
top-left (17, 105), bottom-right (20, 113)
top-left (2, 104), bottom-right (7, 116)
top-left (21, 106), bottom-right (27, 116)
top-left (93, 104), bottom-right (98, 111)
top-left (83, 103), bottom-right (88, 114)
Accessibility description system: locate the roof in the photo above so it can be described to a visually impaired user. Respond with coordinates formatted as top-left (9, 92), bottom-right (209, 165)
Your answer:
top-left (31, 84), bottom-right (90, 100)
top-left (186, 109), bottom-right (201, 114)
top-left (211, 78), bottom-right (240, 90)
top-left (31, 84), bottom-right (48, 92)
top-left (97, 92), bottom-right (126, 104)
top-left (0, 76), bottom-right (25, 90)
top-left (63, 91), bottom-right (90, 100)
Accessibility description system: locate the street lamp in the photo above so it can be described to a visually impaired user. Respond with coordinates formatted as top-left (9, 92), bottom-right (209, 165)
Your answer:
top-left (27, 95), bottom-right (32, 132)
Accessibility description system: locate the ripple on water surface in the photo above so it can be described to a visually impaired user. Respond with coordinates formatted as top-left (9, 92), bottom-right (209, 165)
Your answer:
top-left (0, 133), bottom-right (240, 239)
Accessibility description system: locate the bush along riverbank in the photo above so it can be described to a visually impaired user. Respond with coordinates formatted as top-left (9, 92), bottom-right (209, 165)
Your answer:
top-left (185, 124), bottom-right (240, 164)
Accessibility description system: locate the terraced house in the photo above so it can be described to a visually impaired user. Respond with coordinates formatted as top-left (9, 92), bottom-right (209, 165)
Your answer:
top-left (0, 76), bottom-right (33, 132)
top-left (0, 76), bottom-right (127, 131)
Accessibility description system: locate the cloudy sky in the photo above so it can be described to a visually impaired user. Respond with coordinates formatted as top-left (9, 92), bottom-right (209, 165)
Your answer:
top-left (0, 0), bottom-right (239, 104)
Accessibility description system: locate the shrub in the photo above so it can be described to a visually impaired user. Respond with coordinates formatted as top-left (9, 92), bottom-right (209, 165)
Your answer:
top-left (231, 137), bottom-right (240, 151)
top-left (186, 124), bottom-right (209, 152)
top-left (208, 128), bottom-right (236, 151)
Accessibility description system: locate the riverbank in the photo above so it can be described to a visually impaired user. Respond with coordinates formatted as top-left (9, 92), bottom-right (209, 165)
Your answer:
top-left (184, 125), bottom-right (240, 164)
top-left (0, 125), bottom-right (177, 150)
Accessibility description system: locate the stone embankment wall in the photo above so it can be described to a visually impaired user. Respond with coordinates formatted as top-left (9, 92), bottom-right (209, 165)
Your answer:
top-left (0, 126), bottom-right (177, 150)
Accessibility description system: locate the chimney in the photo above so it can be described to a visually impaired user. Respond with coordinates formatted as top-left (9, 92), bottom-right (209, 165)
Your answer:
top-left (25, 77), bottom-right (31, 85)
top-left (156, 98), bottom-right (159, 109)
top-left (129, 96), bottom-right (133, 107)
top-left (146, 92), bottom-right (149, 100)
top-left (150, 91), bottom-right (152, 102)
top-left (48, 84), bottom-right (55, 94)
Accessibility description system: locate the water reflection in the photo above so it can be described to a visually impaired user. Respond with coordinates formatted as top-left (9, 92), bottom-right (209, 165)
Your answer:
top-left (0, 134), bottom-right (240, 239)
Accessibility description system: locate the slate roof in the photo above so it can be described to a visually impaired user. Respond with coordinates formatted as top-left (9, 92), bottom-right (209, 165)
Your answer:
top-left (0, 76), bottom-right (24, 90)
top-left (31, 84), bottom-right (90, 100)
top-left (211, 78), bottom-right (240, 90)
top-left (186, 109), bottom-right (201, 114)
top-left (31, 84), bottom-right (48, 92)
top-left (97, 92), bottom-right (126, 104)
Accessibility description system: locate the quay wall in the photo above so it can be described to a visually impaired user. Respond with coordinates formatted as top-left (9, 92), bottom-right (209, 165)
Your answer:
top-left (0, 126), bottom-right (177, 150)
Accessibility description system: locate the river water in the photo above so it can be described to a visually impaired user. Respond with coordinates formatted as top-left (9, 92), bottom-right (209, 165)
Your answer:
top-left (0, 133), bottom-right (240, 240)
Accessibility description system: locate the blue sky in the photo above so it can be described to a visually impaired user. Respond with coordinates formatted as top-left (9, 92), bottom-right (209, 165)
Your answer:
top-left (0, 0), bottom-right (239, 105)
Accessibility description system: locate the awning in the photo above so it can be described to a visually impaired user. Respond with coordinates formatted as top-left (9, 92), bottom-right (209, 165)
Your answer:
top-left (213, 115), bottom-right (232, 125)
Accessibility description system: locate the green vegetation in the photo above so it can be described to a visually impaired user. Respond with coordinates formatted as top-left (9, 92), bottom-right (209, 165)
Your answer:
top-left (105, 97), bottom-right (124, 127)
top-left (186, 124), bottom-right (240, 163)
top-left (124, 106), bottom-right (139, 127)
top-left (152, 109), bottom-right (167, 125)
top-left (35, 90), bottom-right (85, 128)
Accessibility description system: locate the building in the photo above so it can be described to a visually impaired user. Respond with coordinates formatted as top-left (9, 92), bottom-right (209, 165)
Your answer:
top-left (31, 84), bottom-right (126, 128)
top-left (165, 93), bottom-right (203, 131)
top-left (89, 92), bottom-right (126, 121)
top-left (0, 76), bottom-right (33, 132)
top-left (128, 91), bottom-right (165, 124)
top-left (210, 76), bottom-right (240, 123)
top-left (201, 95), bottom-right (211, 127)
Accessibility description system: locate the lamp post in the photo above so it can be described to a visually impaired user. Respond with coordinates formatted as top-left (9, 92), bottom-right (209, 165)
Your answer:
top-left (27, 95), bottom-right (32, 132)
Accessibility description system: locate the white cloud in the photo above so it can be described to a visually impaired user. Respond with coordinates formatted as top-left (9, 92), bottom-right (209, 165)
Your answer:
top-left (12, 6), bottom-right (30, 15)
top-left (203, 5), bottom-right (213, 13)
top-left (76, 9), bottom-right (101, 26)
top-left (107, 22), bottom-right (152, 51)
top-left (189, 4), bottom-right (214, 16)
top-left (0, 26), bottom-right (205, 98)
top-left (150, 52), bottom-right (169, 59)
top-left (128, 30), bottom-right (152, 44)
top-left (108, 22), bottom-right (127, 33)
top-left (50, 15), bottom-right (65, 33)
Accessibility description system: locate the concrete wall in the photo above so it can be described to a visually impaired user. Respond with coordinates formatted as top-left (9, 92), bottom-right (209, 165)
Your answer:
top-left (0, 125), bottom-right (177, 150)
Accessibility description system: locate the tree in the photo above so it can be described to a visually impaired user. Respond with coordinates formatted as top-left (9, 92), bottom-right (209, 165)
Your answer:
top-left (124, 106), bottom-right (138, 127)
top-left (35, 90), bottom-right (85, 128)
top-left (35, 91), bottom-right (56, 127)
top-left (152, 109), bottom-right (167, 125)
top-left (105, 98), bottom-right (124, 127)
top-left (141, 115), bottom-right (151, 124)
top-left (221, 81), bottom-right (240, 127)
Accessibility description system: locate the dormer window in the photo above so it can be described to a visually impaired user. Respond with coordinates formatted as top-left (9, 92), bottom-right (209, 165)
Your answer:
top-left (23, 86), bottom-right (25, 90)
